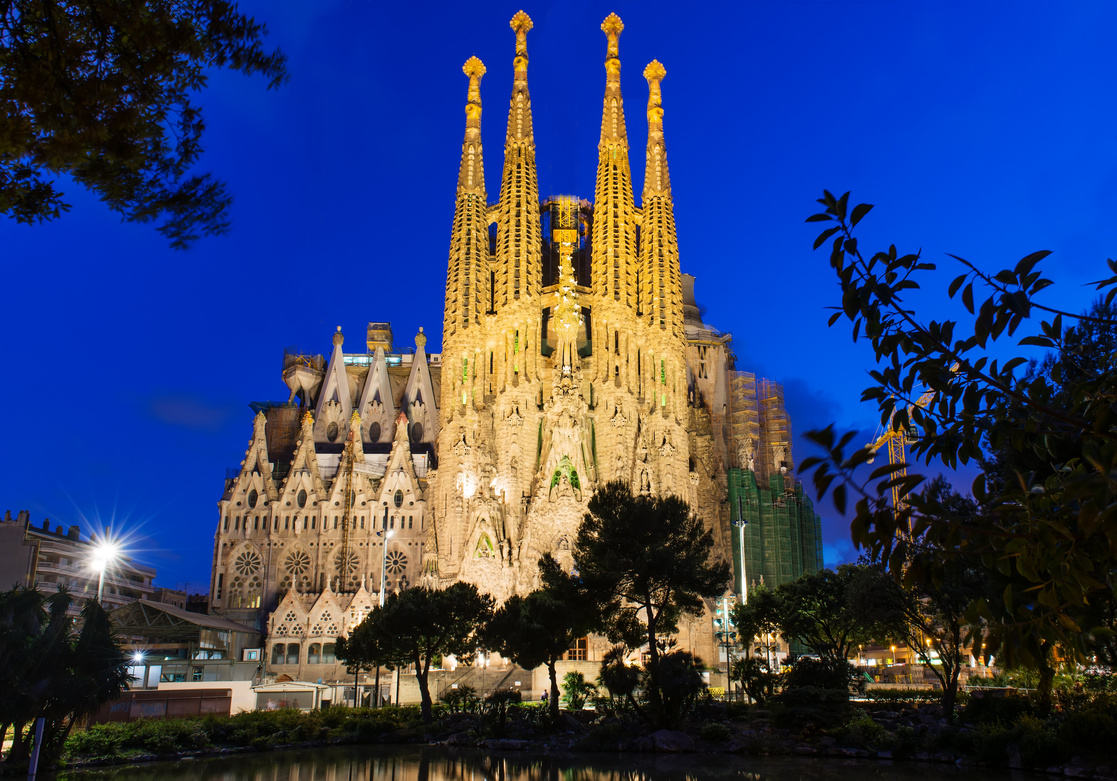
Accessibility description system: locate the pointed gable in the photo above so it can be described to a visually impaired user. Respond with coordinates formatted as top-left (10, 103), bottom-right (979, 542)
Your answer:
top-left (402, 328), bottom-right (439, 444)
top-left (379, 410), bottom-right (424, 504)
top-left (269, 589), bottom-right (307, 638)
top-left (356, 347), bottom-right (396, 444)
top-left (314, 327), bottom-right (354, 444)
top-left (279, 411), bottom-right (326, 504)
top-left (232, 411), bottom-right (278, 502)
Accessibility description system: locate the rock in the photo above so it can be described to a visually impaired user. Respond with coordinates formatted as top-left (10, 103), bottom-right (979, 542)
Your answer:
top-left (794, 745), bottom-right (818, 755)
top-left (651, 730), bottom-right (695, 753)
top-left (445, 732), bottom-right (474, 746)
top-left (482, 739), bottom-right (530, 750)
top-left (558, 714), bottom-right (585, 732)
top-left (632, 736), bottom-right (654, 752)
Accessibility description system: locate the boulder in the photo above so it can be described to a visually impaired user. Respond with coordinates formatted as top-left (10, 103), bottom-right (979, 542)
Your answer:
top-left (651, 730), bottom-right (695, 753)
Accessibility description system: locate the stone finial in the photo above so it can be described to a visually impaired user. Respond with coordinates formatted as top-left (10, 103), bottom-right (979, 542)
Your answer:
top-left (463, 56), bottom-right (486, 116)
top-left (644, 60), bottom-right (666, 130)
top-left (415, 326), bottom-right (427, 349)
top-left (601, 13), bottom-right (623, 58)
top-left (301, 410), bottom-right (314, 428)
top-left (333, 325), bottom-right (344, 347)
top-left (510, 10), bottom-right (532, 57)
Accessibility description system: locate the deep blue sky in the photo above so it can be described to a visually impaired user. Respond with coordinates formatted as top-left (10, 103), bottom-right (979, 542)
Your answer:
top-left (5, 1), bottom-right (1114, 591)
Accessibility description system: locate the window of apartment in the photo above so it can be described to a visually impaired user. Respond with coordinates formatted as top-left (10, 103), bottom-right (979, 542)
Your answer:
top-left (564, 636), bottom-right (588, 662)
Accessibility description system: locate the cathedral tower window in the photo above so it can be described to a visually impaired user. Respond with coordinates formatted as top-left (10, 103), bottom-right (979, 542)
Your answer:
top-left (297, 490), bottom-right (307, 508)
top-left (360, 516), bottom-right (365, 529)
top-left (303, 517), bottom-right (309, 530)
top-left (248, 489), bottom-right (258, 508)
top-left (285, 516), bottom-right (290, 530)
top-left (369, 421), bottom-right (381, 441)
top-left (215, 573), bottom-right (223, 600)
top-left (234, 517), bottom-right (240, 530)
top-left (254, 516), bottom-right (259, 530)
top-left (390, 516), bottom-right (395, 529)
top-left (408, 516), bottom-right (413, 529)
top-left (394, 490), bottom-right (404, 509)
top-left (223, 516), bottom-right (229, 532)
top-left (311, 517), bottom-right (316, 529)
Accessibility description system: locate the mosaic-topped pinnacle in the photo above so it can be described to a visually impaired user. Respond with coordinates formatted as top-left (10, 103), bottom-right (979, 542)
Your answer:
top-left (333, 325), bottom-right (344, 347)
top-left (415, 326), bottom-right (427, 349)
top-left (463, 57), bottom-right (485, 122)
top-left (511, 10), bottom-right (533, 56)
top-left (644, 59), bottom-right (666, 85)
top-left (602, 13), bottom-right (623, 58)
top-left (463, 56), bottom-right (486, 88)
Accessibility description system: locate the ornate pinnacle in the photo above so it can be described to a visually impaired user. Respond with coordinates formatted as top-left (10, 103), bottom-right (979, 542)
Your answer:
top-left (510, 10), bottom-right (532, 57)
top-left (644, 60), bottom-right (666, 129)
top-left (463, 56), bottom-right (485, 125)
top-left (601, 13), bottom-right (623, 59)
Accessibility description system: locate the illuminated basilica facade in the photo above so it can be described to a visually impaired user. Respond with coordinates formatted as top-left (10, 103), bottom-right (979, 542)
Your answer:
top-left (209, 12), bottom-right (822, 682)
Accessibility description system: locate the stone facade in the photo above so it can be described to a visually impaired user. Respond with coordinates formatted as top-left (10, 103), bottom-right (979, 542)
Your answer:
top-left (209, 12), bottom-right (820, 682)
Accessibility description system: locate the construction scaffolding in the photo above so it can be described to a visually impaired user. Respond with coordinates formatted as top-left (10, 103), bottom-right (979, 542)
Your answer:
top-left (728, 468), bottom-right (823, 597)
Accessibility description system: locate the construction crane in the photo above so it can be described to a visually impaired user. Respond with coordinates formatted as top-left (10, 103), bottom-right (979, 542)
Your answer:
top-left (869, 364), bottom-right (957, 519)
top-left (869, 388), bottom-right (936, 515)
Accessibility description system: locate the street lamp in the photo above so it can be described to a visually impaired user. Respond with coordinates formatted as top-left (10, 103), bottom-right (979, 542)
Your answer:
top-left (91, 539), bottom-right (120, 604)
top-left (374, 507), bottom-right (393, 708)
top-left (733, 495), bottom-right (748, 604)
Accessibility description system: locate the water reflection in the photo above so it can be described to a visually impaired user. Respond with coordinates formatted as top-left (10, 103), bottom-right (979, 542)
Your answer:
top-left (56, 745), bottom-right (1008, 781)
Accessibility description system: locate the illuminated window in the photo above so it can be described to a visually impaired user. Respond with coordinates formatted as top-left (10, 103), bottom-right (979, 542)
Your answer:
top-left (564, 636), bottom-right (588, 662)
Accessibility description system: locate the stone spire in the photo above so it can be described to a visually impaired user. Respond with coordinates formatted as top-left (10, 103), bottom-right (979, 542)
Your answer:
top-left (591, 13), bottom-right (637, 307)
top-left (640, 60), bottom-right (683, 335)
top-left (495, 10), bottom-right (542, 307)
top-left (444, 57), bottom-right (490, 341)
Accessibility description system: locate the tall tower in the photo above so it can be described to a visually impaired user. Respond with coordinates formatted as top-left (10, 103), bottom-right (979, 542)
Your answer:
top-left (494, 10), bottom-right (542, 310)
top-left (640, 60), bottom-right (685, 341)
top-left (590, 13), bottom-right (638, 310)
top-left (442, 56), bottom-right (489, 405)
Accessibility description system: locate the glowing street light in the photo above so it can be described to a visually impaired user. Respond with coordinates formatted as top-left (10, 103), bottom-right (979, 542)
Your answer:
top-left (91, 538), bottom-right (121, 603)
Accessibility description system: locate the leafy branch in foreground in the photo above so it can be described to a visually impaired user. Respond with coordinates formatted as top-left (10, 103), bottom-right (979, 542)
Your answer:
top-left (801, 190), bottom-right (1117, 711)
top-left (1, 1), bottom-right (288, 247)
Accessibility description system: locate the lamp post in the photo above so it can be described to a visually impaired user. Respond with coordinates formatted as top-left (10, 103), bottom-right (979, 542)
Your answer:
top-left (734, 495), bottom-right (748, 604)
top-left (374, 506), bottom-right (393, 708)
top-left (91, 539), bottom-right (120, 604)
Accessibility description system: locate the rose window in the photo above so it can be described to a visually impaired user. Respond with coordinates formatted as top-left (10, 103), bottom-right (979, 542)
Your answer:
top-left (386, 550), bottom-right (408, 575)
top-left (335, 551), bottom-right (359, 575)
top-left (285, 551), bottom-right (311, 576)
top-left (234, 550), bottom-right (262, 576)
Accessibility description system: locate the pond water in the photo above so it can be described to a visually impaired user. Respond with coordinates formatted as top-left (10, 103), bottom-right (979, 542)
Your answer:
top-left (54, 745), bottom-right (1019, 781)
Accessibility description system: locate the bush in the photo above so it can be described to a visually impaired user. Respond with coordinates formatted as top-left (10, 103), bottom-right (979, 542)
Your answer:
top-left (698, 721), bottom-right (732, 742)
top-left (783, 657), bottom-right (855, 694)
top-left (835, 712), bottom-right (888, 749)
top-left (439, 685), bottom-right (480, 714)
top-left (575, 722), bottom-right (627, 751)
top-left (864, 687), bottom-right (939, 705)
top-left (1060, 698), bottom-right (1117, 751)
top-left (561, 671), bottom-right (596, 710)
top-left (961, 690), bottom-right (1034, 725)
top-left (771, 686), bottom-right (853, 729)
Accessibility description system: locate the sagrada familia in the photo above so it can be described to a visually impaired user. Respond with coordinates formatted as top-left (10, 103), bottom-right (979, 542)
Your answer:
top-left (210, 12), bottom-right (823, 682)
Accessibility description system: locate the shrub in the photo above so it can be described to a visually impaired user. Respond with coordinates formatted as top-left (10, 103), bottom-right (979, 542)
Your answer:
top-left (835, 712), bottom-right (888, 749)
top-left (783, 657), bottom-right (854, 694)
top-left (1060, 700), bottom-right (1117, 751)
top-left (439, 685), bottom-right (480, 714)
top-left (865, 687), bottom-right (939, 705)
top-left (961, 691), bottom-right (1034, 725)
top-left (698, 721), bottom-right (732, 742)
top-left (561, 671), bottom-right (596, 710)
top-left (771, 686), bottom-right (853, 729)
top-left (576, 722), bottom-right (627, 751)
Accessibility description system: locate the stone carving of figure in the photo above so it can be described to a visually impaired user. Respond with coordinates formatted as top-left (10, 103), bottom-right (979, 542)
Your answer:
top-left (772, 444), bottom-right (787, 471)
top-left (639, 469), bottom-right (651, 494)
